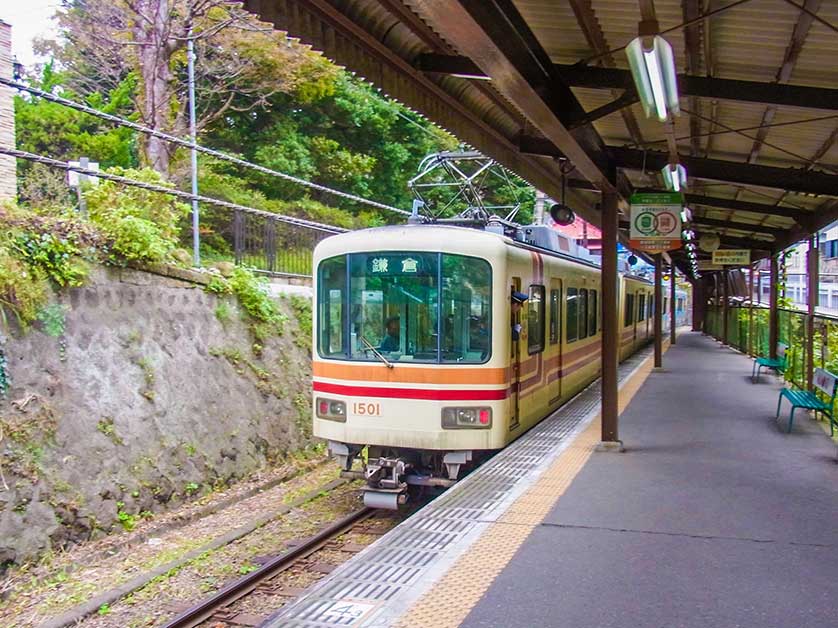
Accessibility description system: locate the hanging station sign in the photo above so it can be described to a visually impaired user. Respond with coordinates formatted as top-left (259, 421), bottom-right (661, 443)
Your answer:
top-left (711, 249), bottom-right (751, 266)
top-left (629, 192), bottom-right (683, 252)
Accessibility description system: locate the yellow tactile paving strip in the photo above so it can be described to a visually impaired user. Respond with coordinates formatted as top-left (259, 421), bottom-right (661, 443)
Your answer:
top-left (393, 345), bottom-right (664, 628)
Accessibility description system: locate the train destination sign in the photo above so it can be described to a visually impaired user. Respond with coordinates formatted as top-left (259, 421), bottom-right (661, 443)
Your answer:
top-left (361, 252), bottom-right (434, 276)
top-left (629, 192), bottom-right (683, 253)
top-left (711, 249), bottom-right (751, 266)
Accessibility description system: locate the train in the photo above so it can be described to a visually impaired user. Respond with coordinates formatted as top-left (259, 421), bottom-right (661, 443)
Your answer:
top-left (311, 222), bottom-right (689, 508)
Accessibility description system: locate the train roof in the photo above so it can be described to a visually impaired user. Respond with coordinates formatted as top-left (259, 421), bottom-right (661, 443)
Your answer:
top-left (315, 224), bottom-right (603, 270)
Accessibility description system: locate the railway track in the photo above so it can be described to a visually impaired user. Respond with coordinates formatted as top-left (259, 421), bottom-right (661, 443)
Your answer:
top-left (162, 506), bottom-right (382, 628)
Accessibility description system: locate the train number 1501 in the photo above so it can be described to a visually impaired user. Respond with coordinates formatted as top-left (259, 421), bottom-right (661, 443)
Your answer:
top-left (352, 402), bottom-right (381, 416)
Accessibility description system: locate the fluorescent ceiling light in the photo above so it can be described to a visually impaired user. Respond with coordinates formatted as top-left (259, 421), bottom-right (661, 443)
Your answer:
top-left (662, 163), bottom-right (687, 192)
top-left (626, 35), bottom-right (680, 122)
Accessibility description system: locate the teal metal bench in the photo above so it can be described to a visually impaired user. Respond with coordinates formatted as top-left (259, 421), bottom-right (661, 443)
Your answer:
top-left (752, 342), bottom-right (787, 383)
top-left (775, 368), bottom-right (838, 434)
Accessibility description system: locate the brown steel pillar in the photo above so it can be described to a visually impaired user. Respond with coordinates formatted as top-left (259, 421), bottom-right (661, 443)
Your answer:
top-left (600, 192), bottom-right (620, 444)
top-left (722, 271), bottom-right (729, 344)
top-left (670, 264), bottom-right (676, 344)
top-left (748, 263), bottom-right (755, 356)
top-left (769, 254), bottom-right (779, 359)
top-left (654, 254), bottom-right (663, 367)
top-left (806, 236), bottom-right (818, 389)
top-left (692, 277), bottom-right (703, 331)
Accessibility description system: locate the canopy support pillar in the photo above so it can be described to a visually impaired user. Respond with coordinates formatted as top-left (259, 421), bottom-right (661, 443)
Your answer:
top-left (670, 264), bottom-right (676, 345)
top-left (748, 263), bottom-right (757, 357)
top-left (692, 277), bottom-right (704, 332)
top-left (654, 254), bottom-right (663, 368)
top-left (722, 271), bottom-right (729, 345)
top-left (769, 254), bottom-right (779, 359)
top-left (807, 235), bottom-right (818, 389)
top-left (600, 192), bottom-right (620, 447)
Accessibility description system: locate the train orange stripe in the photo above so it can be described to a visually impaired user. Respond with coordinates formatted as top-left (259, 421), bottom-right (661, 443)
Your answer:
top-left (312, 361), bottom-right (510, 385)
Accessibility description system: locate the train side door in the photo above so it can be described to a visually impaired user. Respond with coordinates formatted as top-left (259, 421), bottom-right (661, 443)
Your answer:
top-left (510, 277), bottom-right (522, 431)
top-left (632, 291), bottom-right (638, 344)
top-left (549, 279), bottom-right (562, 404)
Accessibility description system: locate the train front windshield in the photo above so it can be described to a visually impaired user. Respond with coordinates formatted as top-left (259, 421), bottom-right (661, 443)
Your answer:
top-left (318, 252), bottom-right (491, 364)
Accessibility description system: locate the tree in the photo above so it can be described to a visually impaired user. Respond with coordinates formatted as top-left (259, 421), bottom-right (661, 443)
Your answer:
top-left (42, 0), bottom-right (336, 177)
top-left (14, 62), bottom-right (139, 208)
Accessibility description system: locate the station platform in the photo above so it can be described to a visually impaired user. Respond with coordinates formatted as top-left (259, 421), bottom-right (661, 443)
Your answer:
top-left (263, 332), bottom-right (838, 628)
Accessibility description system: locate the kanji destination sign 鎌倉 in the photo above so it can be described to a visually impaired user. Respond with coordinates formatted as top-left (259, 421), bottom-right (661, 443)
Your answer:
top-left (629, 192), bottom-right (683, 252)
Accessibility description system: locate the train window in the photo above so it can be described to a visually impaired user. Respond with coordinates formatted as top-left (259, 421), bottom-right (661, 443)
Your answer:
top-left (638, 294), bottom-right (646, 322)
top-left (588, 290), bottom-right (597, 336)
top-left (441, 255), bottom-right (492, 363)
top-left (579, 289), bottom-right (588, 338)
top-left (317, 255), bottom-right (347, 358)
top-left (549, 289), bottom-right (560, 345)
top-left (347, 252), bottom-right (440, 362)
top-left (566, 288), bottom-right (579, 343)
top-left (624, 293), bottom-right (635, 327)
top-left (527, 285), bottom-right (545, 354)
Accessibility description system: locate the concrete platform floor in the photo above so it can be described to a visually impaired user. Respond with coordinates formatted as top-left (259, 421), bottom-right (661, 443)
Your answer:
top-left (463, 331), bottom-right (838, 628)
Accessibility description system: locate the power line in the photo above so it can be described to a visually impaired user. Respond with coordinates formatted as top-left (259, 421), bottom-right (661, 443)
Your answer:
top-left (0, 76), bottom-right (410, 216)
top-left (2, 147), bottom-right (348, 234)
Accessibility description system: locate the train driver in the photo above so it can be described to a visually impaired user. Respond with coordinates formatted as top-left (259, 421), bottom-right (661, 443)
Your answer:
top-left (511, 290), bottom-right (529, 341)
top-left (379, 316), bottom-right (401, 352)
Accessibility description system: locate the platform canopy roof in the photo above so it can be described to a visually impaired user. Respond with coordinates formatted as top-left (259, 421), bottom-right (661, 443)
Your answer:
top-left (243, 0), bottom-right (838, 273)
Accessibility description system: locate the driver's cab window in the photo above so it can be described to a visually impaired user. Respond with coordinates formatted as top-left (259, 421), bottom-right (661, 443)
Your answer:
top-left (349, 253), bottom-right (438, 361)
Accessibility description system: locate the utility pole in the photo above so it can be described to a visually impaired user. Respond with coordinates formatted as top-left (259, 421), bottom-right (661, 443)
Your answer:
top-left (77, 156), bottom-right (89, 218)
top-left (187, 29), bottom-right (200, 267)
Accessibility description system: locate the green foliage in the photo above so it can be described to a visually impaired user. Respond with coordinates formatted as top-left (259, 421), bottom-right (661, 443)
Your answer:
top-left (85, 168), bottom-right (188, 264)
top-left (15, 65), bottom-right (138, 209)
top-left (228, 268), bottom-right (286, 339)
top-left (36, 304), bottom-right (67, 337)
top-left (184, 482), bottom-right (200, 495)
top-left (0, 248), bottom-right (49, 328)
top-left (205, 71), bottom-right (458, 224)
top-left (288, 295), bottom-right (312, 350)
top-left (11, 232), bottom-right (88, 288)
top-left (204, 275), bottom-right (233, 296)
top-left (97, 417), bottom-right (124, 446)
top-left (0, 345), bottom-right (9, 399)
top-left (115, 502), bottom-right (137, 531)
top-left (214, 300), bottom-right (232, 324)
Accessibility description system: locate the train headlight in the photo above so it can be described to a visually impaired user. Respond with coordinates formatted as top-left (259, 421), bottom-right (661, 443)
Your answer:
top-left (441, 407), bottom-right (492, 429)
top-left (316, 397), bottom-right (346, 422)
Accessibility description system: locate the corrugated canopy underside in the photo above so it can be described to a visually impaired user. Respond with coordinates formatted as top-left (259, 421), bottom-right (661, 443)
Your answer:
top-left (243, 0), bottom-right (838, 262)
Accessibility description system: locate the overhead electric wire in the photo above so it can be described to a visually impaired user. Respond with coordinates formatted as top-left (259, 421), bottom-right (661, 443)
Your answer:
top-left (1, 147), bottom-right (348, 234)
top-left (0, 76), bottom-right (410, 216)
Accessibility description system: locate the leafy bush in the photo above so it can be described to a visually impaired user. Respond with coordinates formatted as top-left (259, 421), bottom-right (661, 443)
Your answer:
top-left (11, 232), bottom-right (87, 287)
top-left (0, 249), bottom-right (49, 328)
top-left (85, 168), bottom-right (188, 264)
top-left (228, 268), bottom-right (286, 339)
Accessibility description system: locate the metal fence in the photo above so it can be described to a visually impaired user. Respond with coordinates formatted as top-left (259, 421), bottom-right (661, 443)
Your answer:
top-left (704, 304), bottom-right (838, 392)
top-left (231, 210), bottom-right (334, 277)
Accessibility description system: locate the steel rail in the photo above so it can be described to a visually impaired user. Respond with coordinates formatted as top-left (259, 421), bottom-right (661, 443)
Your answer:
top-left (162, 506), bottom-right (374, 628)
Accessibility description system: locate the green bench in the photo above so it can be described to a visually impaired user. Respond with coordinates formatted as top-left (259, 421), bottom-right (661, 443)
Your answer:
top-left (752, 343), bottom-right (787, 383)
top-left (775, 367), bottom-right (838, 434)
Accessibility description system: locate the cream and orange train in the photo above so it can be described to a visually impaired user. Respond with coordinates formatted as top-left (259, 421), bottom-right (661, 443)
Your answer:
top-left (312, 224), bottom-right (655, 508)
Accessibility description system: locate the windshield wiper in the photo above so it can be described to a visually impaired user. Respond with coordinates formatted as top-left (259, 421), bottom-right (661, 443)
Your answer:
top-left (360, 335), bottom-right (394, 369)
